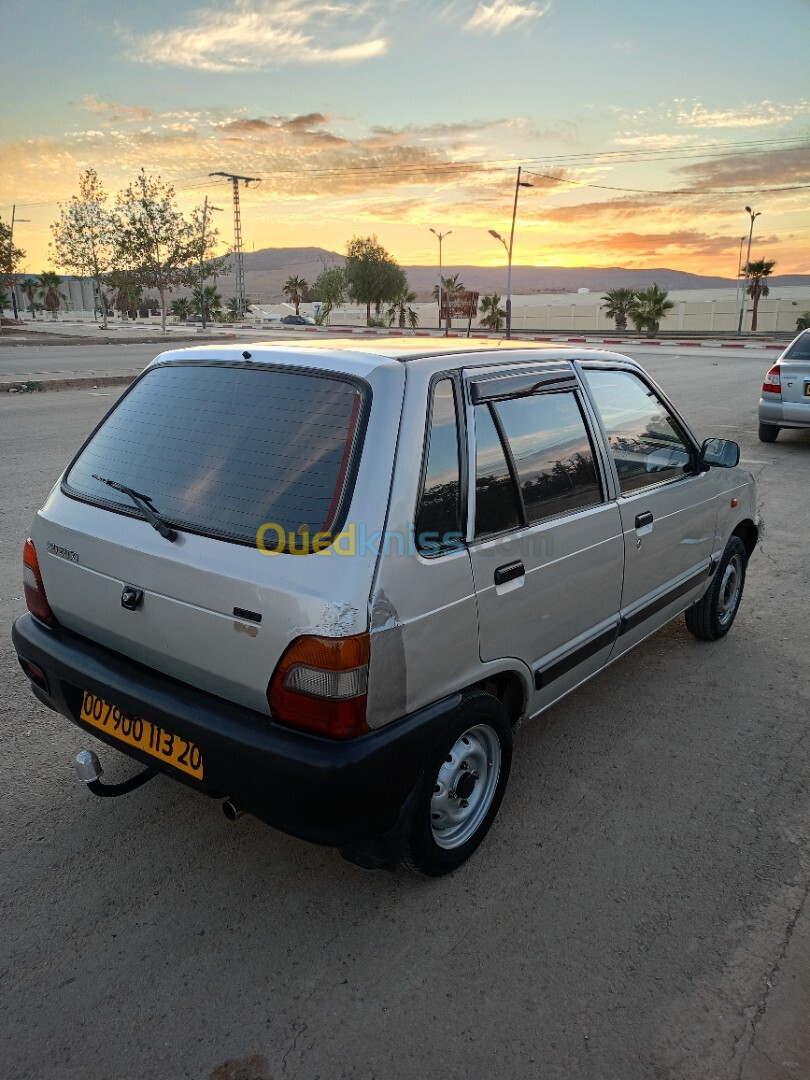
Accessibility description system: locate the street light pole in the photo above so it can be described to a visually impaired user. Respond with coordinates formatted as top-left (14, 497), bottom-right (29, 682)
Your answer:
top-left (488, 167), bottom-right (533, 339)
top-left (733, 234), bottom-right (746, 323)
top-left (9, 205), bottom-right (30, 320)
top-left (737, 206), bottom-right (760, 334)
top-left (430, 228), bottom-right (451, 335)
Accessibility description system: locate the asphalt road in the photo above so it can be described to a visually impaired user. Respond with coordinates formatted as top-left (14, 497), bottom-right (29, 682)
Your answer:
top-left (1, 347), bottom-right (808, 1080)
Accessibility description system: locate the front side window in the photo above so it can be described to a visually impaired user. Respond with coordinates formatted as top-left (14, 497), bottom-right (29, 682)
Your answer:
top-left (584, 369), bottom-right (693, 494)
top-left (493, 392), bottom-right (602, 523)
top-left (416, 379), bottom-right (463, 553)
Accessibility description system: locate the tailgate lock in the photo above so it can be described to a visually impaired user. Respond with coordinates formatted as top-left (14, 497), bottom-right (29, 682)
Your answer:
top-left (121, 585), bottom-right (144, 611)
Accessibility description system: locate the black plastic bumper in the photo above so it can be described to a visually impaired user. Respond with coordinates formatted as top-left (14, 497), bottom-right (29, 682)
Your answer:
top-left (12, 614), bottom-right (461, 867)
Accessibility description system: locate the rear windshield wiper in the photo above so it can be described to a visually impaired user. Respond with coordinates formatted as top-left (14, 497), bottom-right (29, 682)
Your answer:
top-left (92, 475), bottom-right (178, 543)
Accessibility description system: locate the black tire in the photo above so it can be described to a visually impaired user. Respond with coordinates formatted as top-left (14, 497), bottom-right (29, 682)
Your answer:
top-left (403, 691), bottom-right (512, 876)
top-left (758, 422), bottom-right (779, 443)
top-left (685, 536), bottom-right (748, 641)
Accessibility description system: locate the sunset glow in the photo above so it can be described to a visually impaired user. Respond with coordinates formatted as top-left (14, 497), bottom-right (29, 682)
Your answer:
top-left (2, 0), bottom-right (808, 278)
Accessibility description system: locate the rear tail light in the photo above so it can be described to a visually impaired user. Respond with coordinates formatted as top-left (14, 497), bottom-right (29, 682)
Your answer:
top-left (268, 633), bottom-right (370, 739)
top-left (23, 539), bottom-right (59, 627)
top-left (762, 365), bottom-right (781, 395)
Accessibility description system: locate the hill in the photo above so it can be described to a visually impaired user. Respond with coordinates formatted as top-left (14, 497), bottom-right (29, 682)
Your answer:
top-left (212, 247), bottom-right (810, 303)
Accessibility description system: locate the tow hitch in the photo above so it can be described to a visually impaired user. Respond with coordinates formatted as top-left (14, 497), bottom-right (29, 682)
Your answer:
top-left (74, 749), bottom-right (156, 797)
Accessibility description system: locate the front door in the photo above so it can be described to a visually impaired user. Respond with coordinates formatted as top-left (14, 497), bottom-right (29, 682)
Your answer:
top-left (466, 367), bottom-right (624, 714)
top-left (581, 366), bottom-right (717, 652)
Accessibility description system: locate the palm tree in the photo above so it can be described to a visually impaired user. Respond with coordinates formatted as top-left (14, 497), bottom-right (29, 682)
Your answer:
top-left (19, 277), bottom-right (39, 316)
top-left (283, 276), bottom-right (308, 316)
top-left (227, 296), bottom-right (252, 319)
top-left (386, 288), bottom-right (418, 331)
top-left (36, 271), bottom-right (63, 318)
top-left (629, 283), bottom-right (674, 337)
top-left (170, 297), bottom-right (192, 320)
top-left (192, 284), bottom-right (223, 321)
top-left (479, 293), bottom-right (506, 331)
top-left (601, 288), bottom-right (636, 331)
top-left (432, 274), bottom-right (464, 332)
top-left (744, 258), bottom-right (775, 332)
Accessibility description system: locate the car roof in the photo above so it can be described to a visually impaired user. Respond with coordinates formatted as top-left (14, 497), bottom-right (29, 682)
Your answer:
top-left (150, 336), bottom-right (636, 377)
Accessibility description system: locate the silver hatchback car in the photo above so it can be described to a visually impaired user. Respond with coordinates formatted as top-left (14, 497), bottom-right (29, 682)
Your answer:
top-left (13, 340), bottom-right (758, 875)
top-left (759, 328), bottom-right (810, 442)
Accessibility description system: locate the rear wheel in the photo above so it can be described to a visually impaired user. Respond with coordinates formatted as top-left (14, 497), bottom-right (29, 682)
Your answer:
top-left (758, 422), bottom-right (779, 443)
top-left (404, 692), bottom-right (512, 876)
top-left (685, 536), bottom-right (747, 641)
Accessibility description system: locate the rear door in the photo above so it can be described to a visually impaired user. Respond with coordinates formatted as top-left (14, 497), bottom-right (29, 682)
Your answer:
top-left (581, 364), bottom-right (717, 651)
top-left (466, 365), bottom-right (624, 713)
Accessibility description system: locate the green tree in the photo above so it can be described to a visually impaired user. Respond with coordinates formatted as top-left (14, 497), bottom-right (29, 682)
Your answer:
top-left (600, 287), bottom-right (636, 331)
top-left (0, 289), bottom-right (9, 312)
top-left (312, 265), bottom-right (347, 324)
top-left (629, 283), bottom-right (674, 336)
top-left (282, 275), bottom-right (308, 315)
top-left (744, 258), bottom-right (775, 332)
top-left (796, 312), bottom-right (810, 331)
top-left (345, 235), bottom-right (406, 325)
top-left (0, 215), bottom-right (26, 324)
top-left (112, 169), bottom-right (222, 332)
top-left (479, 293), bottom-right (506, 331)
top-left (50, 169), bottom-right (115, 328)
top-left (36, 271), bottom-right (63, 317)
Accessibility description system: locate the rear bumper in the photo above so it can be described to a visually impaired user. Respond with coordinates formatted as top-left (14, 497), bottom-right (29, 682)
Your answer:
top-left (12, 613), bottom-right (459, 865)
top-left (759, 396), bottom-right (810, 428)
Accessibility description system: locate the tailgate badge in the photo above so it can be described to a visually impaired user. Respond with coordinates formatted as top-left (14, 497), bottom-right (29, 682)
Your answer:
top-left (121, 585), bottom-right (144, 611)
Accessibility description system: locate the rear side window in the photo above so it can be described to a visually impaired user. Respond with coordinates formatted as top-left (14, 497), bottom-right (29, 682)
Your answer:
top-left (474, 405), bottom-right (521, 537)
top-left (416, 379), bottom-right (463, 553)
top-left (65, 363), bottom-right (365, 548)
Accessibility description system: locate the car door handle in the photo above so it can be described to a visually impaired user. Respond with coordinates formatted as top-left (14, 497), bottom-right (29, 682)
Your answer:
top-left (635, 512), bottom-right (654, 530)
top-left (494, 561), bottom-right (525, 586)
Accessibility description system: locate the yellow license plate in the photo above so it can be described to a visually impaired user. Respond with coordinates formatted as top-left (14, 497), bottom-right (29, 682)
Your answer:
top-left (80, 691), bottom-right (204, 780)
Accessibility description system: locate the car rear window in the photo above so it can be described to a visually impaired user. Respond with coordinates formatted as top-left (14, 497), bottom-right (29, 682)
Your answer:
top-left (65, 363), bottom-right (366, 548)
top-left (784, 334), bottom-right (810, 360)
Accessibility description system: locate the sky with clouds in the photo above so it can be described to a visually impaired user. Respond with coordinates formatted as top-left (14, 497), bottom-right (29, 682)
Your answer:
top-left (2, 0), bottom-right (808, 278)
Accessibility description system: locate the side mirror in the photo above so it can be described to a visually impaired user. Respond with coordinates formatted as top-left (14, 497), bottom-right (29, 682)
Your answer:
top-left (700, 437), bottom-right (740, 469)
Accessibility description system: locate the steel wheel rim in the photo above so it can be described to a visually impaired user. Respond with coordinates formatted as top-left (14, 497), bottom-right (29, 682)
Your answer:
top-left (718, 554), bottom-right (743, 626)
top-left (430, 724), bottom-right (501, 850)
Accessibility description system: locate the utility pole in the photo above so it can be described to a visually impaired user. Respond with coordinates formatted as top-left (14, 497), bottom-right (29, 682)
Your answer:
top-left (209, 172), bottom-right (261, 319)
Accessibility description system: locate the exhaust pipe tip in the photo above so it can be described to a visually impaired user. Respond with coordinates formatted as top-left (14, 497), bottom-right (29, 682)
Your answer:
top-left (222, 798), bottom-right (244, 822)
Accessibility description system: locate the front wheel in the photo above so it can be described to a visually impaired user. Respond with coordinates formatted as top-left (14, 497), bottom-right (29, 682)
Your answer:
top-left (685, 536), bottom-right (748, 641)
top-left (404, 692), bottom-right (512, 876)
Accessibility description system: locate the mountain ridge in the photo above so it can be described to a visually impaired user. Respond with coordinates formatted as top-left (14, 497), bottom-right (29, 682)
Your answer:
top-left (222, 247), bottom-right (810, 303)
